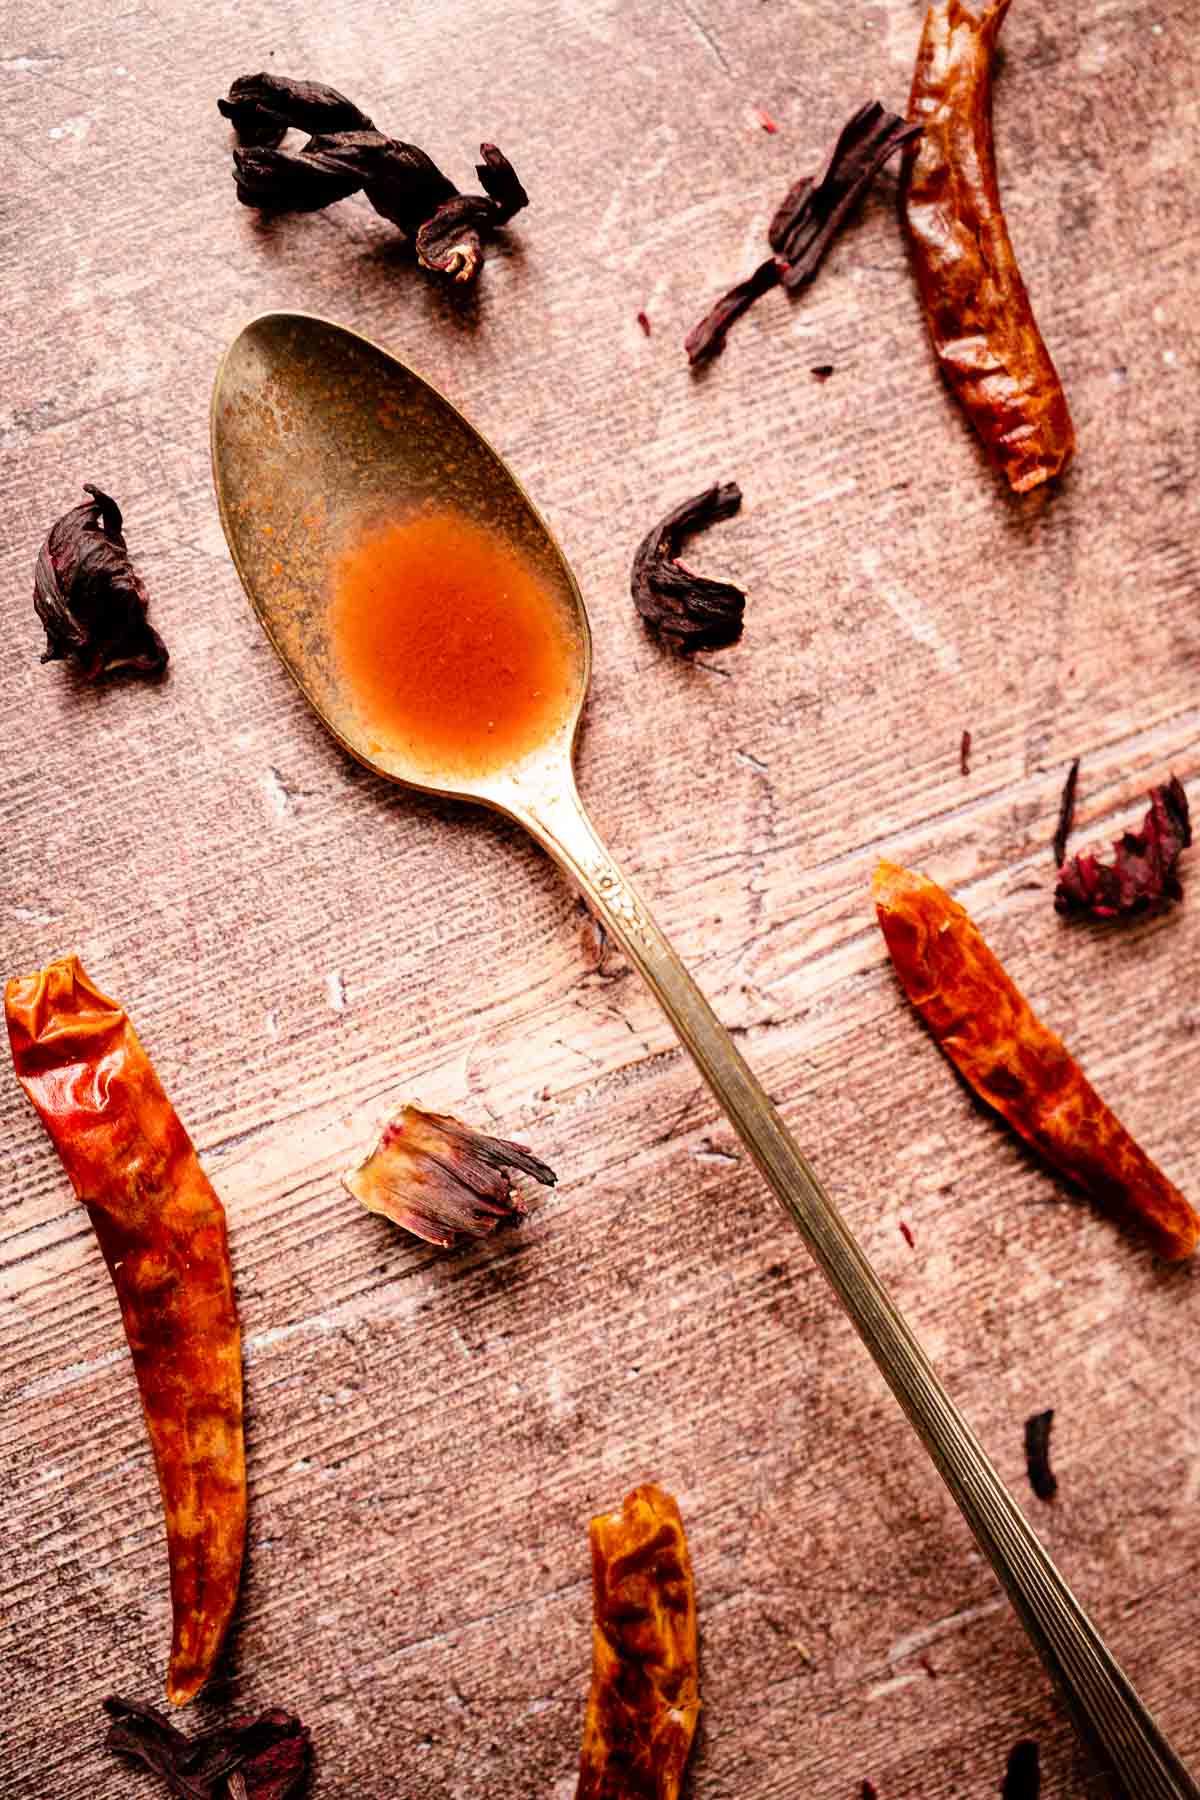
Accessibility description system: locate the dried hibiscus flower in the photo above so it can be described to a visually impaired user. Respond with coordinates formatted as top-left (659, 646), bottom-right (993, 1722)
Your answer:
top-left (343, 1103), bottom-right (556, 1247)
top-left (631, 482), bottom-right (746, 650)
top-left (686, 100), bottom-right (919, 365)
top-left (218, 74), bottom-right (526, 283)
top-left (217, 72), bottom-right (371, 144)
top-left (34, 485), bottom-right (167, 680)
top-left (1055, 776), bottom-right (1191, 920)
top-left (104, 1696), bottom-right (311, 1798)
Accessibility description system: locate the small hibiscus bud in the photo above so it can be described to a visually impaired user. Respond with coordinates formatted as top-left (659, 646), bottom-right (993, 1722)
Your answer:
top-left (34, 485), bottom-right (168, 679)
top-left (343, 1104), bottom-right (556, 1247)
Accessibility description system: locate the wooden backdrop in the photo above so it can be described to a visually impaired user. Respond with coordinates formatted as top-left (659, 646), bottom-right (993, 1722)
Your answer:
top-left (2, 0), bottom-right (1198, 1793)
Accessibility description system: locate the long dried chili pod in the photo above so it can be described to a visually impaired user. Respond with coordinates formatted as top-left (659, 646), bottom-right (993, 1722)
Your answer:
top-left (901, 0), bottom-right (1075, 491)
top-left (873, 863), bottom-right (1199, 1259)
top-left (576, 1483), bottom-right (699, 1800)
top-left (5, 956), bottom-right (246, 1704)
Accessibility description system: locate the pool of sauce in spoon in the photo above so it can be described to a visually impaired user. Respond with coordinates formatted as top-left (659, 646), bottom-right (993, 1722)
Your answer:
top-left (330, 507), bottom-right (578, 775)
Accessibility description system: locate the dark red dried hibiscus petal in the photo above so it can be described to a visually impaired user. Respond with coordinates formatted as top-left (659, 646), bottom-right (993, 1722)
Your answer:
top-left (218, 73), bottom-right (372, 146)
top-left (768, 101), bottom-right (919, 291)
top-left (685, 258), bottom-right (780, 367)
top-left (357, 139), bottom-right (459, 233)
top-left (631, 482), bottom-right (746, 650)
top-left (231, 140), bottom-right (366, 212)
top-left (344, 1104), bottom-right (557, 1247)
top-left (34, 485), bottom-right (167, 680)
top-left (1055, 777), bottom-right (1191, 920)
top-left (475, 143), bottom-right (529, 223)
top-left (685, 99), bottom-right (918, 364)
top-left (218, 74), bottom-right (526, 284)
top-left (414, 193), bottom-right (495, 282)
top-left (104, 1697), bottom-right (312, 1798)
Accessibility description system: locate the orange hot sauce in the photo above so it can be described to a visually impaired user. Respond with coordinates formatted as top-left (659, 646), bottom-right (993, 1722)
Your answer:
top-left (330, 507), bottom-right (578, 775)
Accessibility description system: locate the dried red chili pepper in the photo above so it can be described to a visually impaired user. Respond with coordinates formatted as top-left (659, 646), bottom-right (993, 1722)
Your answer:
top-left (1055, 776), bottom-right (1191, 919)
top-left (873, 862), bottom-right (1200, 1259)
top-left (343, 1103), bottom-right (556, 1247)
top-left (104, 1696), bottom-right (312, 1798)
top-left (576, 1484), bottom-right (699, 1800)
top-left (631, 482), bottom-right (746, 649)
top-left (6, 957), bottom-right (245, 1704)
top-left (902, 0), bottom-right (1075, 491)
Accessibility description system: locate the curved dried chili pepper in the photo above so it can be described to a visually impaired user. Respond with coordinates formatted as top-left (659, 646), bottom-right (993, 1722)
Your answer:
top-left (873, 862), bottom-right (1199, 1259)
top-left (5, 957), bottom-right (246, 1704)
top-left (576, 1484), bottom-right (699, 1800)
top-left (902, 0), bottom-right (1075, 491)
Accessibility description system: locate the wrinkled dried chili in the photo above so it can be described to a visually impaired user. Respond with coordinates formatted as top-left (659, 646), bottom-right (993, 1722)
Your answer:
top-left (6, 958), bottom-right (245, 1703)
top-left (1055, 776), bottom-right (1191, 919)
top-left (631, 482), bottom-right (746, 649)
top-left (873, 862), bottom-right (1200, 1259)
top-left (576, 1484), bottom-right (699, 1800)
top-left (902, 0), bottom-right (1075, 491)
top-left (104, 1696), bottom-right (311, 1798)
top-left (342, 1103), bottom-right (556, 1247)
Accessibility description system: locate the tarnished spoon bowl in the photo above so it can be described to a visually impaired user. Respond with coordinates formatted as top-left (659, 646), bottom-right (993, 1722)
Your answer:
top-left (212, 312), bottom-right (1199, 1800)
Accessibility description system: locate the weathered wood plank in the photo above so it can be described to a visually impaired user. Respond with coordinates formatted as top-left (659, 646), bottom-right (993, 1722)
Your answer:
top-left (1, 0), bottom-right (1198, 1793)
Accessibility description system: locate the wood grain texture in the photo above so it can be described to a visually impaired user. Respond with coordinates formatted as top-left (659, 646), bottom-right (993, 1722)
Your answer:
top-left (1, 0), bottom-right (1198, 1795)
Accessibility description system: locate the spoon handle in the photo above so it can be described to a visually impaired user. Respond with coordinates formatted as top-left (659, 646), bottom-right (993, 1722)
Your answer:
top-left (515, 773), bottom-right (1199, 1800)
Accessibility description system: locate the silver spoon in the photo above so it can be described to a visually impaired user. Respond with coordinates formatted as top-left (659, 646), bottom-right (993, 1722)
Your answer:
top-left (211, 311), bottom-right (1197, 1798)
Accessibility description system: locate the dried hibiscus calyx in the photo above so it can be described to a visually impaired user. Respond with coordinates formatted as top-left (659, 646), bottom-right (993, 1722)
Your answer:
top-left (1055, 776), bottom-right (1191, 920)
top-left (576, 1484), bottom-right (700, 1800)
top-left (685, 100), bottom-right (918, 365)
top-left (217, 72), bottom-right (372, 145)
top-left (343, 1103), bottom-right (556, 1247)
top-left (34, 485), bottom-right (167, 679)
top-left (104, 1696), bottom-right (311, 1798)
top-left (217, 74), bottom-right (527, 283)
top-left (767, 101), bottom-right (920, 290)
top-left (632, 481), bottom-right (746, 650)
top-left (1002, 1739), bottom-right (1041, 1800)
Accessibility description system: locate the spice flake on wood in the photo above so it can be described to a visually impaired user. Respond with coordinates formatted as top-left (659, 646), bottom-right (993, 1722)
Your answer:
top-left (901, 0), bottom-right (1075, 490)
